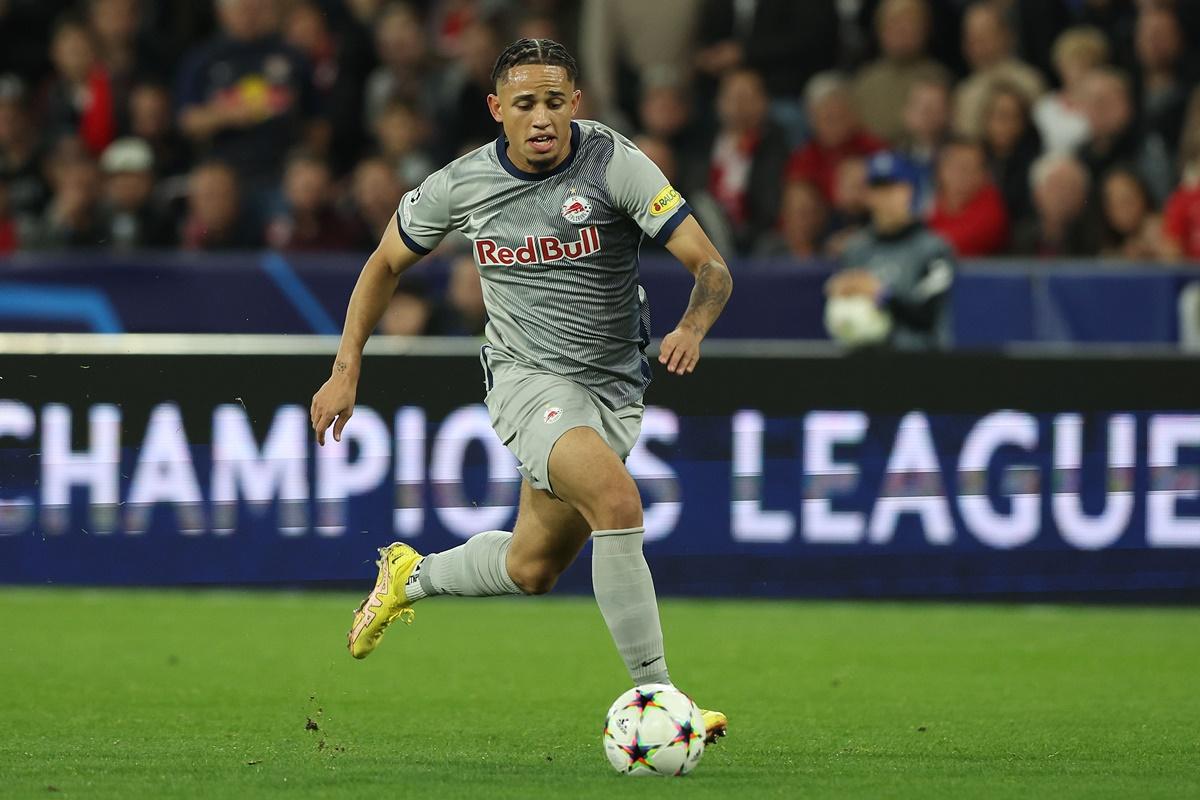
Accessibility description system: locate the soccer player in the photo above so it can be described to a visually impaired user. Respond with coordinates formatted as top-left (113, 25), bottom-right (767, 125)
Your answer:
top-left (310, 39), bottom-right (732, 741)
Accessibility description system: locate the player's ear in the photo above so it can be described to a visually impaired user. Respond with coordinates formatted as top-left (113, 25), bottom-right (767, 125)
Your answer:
top-left (487, 93), bottom-right (503, 123)
top-left (571, 89), bottom-right (581, 117)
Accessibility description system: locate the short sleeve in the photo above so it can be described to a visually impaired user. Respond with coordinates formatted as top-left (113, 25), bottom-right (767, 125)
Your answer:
top-left (395, 166), bottom-right (452, 255)
top-left (605, 133), bottom-right (693, 245)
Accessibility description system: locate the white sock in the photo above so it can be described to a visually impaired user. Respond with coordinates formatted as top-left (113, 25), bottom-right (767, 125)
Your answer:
top-left (405, 530), bottom-right (522, 601)
top-left (591, 526), bottom-right (670, 685)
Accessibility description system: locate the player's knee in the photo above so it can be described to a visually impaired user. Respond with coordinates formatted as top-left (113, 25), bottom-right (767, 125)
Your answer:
top-left (509, 561), bottom-right (559, 596)
top-left (608, 491), bottom-right (644, 530)
top-left (589, 485), bottom-right (643, 531)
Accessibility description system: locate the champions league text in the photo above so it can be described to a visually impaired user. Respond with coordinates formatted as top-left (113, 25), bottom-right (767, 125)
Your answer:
top-left (3, 400), bottom-right (1197, 550)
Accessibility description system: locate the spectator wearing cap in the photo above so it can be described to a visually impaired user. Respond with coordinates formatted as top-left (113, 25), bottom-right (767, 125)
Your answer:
top-left (181, 160), bottom-right (261, 250)
top-left (786, 72), bottom-right (885, 205)
top-left (176, 0), bottom-right (325, 188)
top-left (1011, 152), bottom-right (1099, 257)
top-left (953, 1), bottom-right (1046, 139)
top-left (928, 137), bottom-right (1009, 257)
top-left (851, 0), bottom-right (951, 143)
top-left (829, 151), bottom-right (956, 349)
top-left (99, 137), bottom-right (175, 249)
top-left (0, 75), bottom-right (49, 218)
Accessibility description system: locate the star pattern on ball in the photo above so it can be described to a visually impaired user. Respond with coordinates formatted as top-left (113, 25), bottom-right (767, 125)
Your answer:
top-left (618, 732), bottom-right (659, 771)
top-left (622, 689), bottom-right (664, 718)
top-left (670, 718), bottom-right (702, 747)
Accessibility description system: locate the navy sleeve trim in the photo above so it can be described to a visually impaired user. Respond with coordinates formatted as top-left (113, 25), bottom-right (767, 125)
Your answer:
top-left (395, 212), bottom-right (432, 255)
top-left (651, 202), bottom-right (694, 246)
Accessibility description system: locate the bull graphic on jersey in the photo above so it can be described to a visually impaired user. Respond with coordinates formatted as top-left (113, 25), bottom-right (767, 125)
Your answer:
top-left (561, 194), bottom-right (593, 223)
top-left (475, 226), bottom-right (601, 266)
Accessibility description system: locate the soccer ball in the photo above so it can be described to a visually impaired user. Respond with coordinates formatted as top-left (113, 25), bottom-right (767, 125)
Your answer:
top-left (602, 683), bottom-right (705, 776)
top-left (824, 295), bottom-right (893, 346)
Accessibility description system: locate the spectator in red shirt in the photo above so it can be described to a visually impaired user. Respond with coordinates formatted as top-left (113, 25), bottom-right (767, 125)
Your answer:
top-left (787, 72), bottom-right (885, 204)
top-left (44, 16), bottom-right (116, 157)
top-left (1165, 100), bottom-right (1200, 261)
top-left (0, 181), bottom-right (17, 254)
top-left (1161, 168), bottom-right (1200, 261)
top-left (697, 68), bottom-right (789, 254)
top-left (928, 137), bottom-right (1010, 256)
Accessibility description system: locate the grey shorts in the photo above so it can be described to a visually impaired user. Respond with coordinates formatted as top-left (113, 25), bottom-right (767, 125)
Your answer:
top-left (480, 345), bottom-right (644, 494)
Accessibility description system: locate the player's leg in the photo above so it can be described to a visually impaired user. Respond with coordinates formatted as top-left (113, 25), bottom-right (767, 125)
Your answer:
top-left (411, 477), bottom-right (589, 599)
top-left (543, 425), bottom-right (672, 687)
top-left (546, 425), bottom-right (729, 741)
top-left (504, 479), bottom-right (591, 594)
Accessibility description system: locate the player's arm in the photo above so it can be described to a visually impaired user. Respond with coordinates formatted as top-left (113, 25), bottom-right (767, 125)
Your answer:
top-left (310, 220), bottom-right (425, 445)
top-left (660, 215), bottom-right (733, 375)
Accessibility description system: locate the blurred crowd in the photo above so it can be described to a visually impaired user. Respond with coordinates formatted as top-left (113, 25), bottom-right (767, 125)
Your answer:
top-left (3, 0), bottom-right (1200, 269)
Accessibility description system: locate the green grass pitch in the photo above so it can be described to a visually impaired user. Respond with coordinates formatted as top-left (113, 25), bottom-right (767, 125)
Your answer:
top-left (1, 589), bottom-right (1197, 799)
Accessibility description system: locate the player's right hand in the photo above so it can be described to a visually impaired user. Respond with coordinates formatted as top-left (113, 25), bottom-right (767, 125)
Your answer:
top-left (311, 375), bottom-right (357, 446)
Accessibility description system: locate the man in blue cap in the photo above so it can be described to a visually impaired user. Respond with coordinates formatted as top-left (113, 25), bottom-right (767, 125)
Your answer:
top-left (825, 150), bottom-right (955, 349)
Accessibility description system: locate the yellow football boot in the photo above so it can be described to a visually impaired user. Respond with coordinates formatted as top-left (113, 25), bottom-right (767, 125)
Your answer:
top-left (700, 709), bottom-right (728, 744)
top-left (347, 543), bottom-right (423, 659)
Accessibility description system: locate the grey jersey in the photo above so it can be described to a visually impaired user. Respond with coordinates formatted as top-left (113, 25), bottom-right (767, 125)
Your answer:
top-left (841, 222), bottom-right (956, 350)
top-left (396, 119), bottom-right (692, 408)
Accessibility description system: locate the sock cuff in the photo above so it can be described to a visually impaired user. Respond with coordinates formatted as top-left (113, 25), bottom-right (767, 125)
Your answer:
top-left (591, 526), bottom-right (645, 538)
top-left (592, 526), bottom-right (645, 555)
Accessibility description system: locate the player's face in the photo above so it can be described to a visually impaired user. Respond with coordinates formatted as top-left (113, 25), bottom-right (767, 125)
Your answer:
top-left (488, 65), bottom-right (580, 172)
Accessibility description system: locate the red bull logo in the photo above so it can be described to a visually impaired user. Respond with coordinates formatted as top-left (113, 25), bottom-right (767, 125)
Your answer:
top-left (475, 227), bottom-right (601, 266)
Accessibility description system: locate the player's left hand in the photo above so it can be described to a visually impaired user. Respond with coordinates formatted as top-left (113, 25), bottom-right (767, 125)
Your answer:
top-left (658, 326), bottom-right (702, 375)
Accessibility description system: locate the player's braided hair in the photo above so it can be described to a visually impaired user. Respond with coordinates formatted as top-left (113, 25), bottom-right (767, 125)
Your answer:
top-left (490, 38), bottom-right (579, 85)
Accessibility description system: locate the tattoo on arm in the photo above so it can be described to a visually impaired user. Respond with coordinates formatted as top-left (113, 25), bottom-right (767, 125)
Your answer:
top-left (680, 260), bottom-right (733, 335)
top-left (335, 361), bottom-right (348, 374)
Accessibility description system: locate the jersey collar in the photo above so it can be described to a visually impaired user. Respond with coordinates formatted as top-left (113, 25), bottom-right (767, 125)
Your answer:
top-left (496, 121), bottom-right (581, 181)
